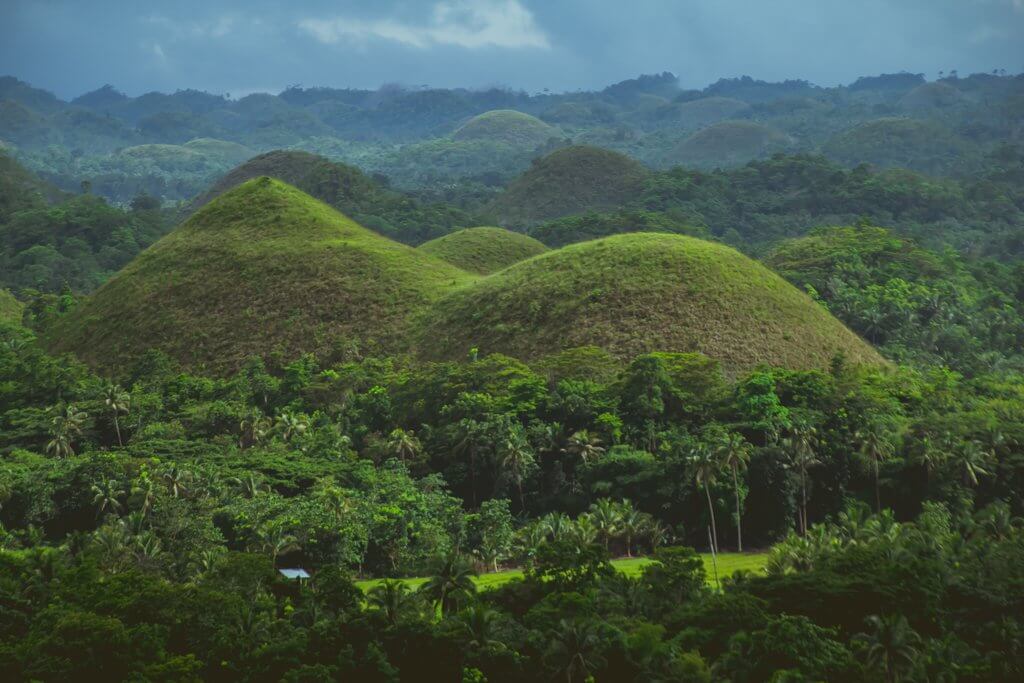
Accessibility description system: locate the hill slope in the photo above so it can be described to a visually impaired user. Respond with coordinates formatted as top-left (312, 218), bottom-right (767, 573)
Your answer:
top-left (417, 227), bottom-right (547, 274)
top-left (452, 110), bottom-right (556, 146)
top-left (46, 178), bottom-right (476, 373)
top-left (413, 233), bottom-right (883, 373)
top-left (668, 121), bottom-right (793, 168)
top-left (487, 146), bottom-right (650, 226)
top-left (182, 150), bottom-right (469, 244)
top-left (0, 289), bottom-right (21, 326)
top-left (822, 118), bottom-right (977, 175)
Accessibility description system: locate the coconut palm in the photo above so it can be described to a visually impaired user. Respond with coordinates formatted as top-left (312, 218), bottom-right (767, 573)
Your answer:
top-left (274, 411), bottom-right (309, 443)
top-left (716, 432), bottom-right (753, 551)
top-left (540, 512), bottom-right (573, 540)
top-left (454, 604), bottom-right (502, 650)
top-left (255, 526), bottom-right (299, 565)
top-left (567, 515), bottom-right (599, 550)
top-left (857, 423), bottom-right (896, 512)
top-left (644, 519), bottom-right (671, 553)
top-left (230, 473), bottom-right (270, 499)
top-left (617, 501), bottom-right (645, 558)
top-left (46, 403), bottom-right (87, 458)
top-left (90, 478), bottom-right (125, 518)
top-left (588, 499), bottom-right (622, 552)
top-left (385, 427), bottom-right (421, 463)
top-left (783, 422), bottom-right (820, 535)
top-left (690, 445), bottom-right (722, 554)
top-left (420, 553), bottom-right (477, 615)
top-left (367, 579), bottom-right (415, 627)
top-left (951, 440), bottom-right (993, 488)
top-left (854, 614), bottom-right (922, 683)
top-left (160, 464), bottom-right (192, 498)
top-left (238, 408), bottom-right (271, 449)
top-left (313, 478), bottom-right (352, 524)
top-left (562, 430), bottom-right (605, 465)
top-left (499, 428), bottom-right (535, 510)
top-left (103, 384), bottom-right (130, 447)
top-left (545, 618), bottom-right (606, 683)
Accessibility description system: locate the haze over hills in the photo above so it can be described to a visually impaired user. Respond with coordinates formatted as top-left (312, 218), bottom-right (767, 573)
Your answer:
top-left (413, 232), bottom-right (884, 374)
top-left (45, 177), bottom-right (476, 372)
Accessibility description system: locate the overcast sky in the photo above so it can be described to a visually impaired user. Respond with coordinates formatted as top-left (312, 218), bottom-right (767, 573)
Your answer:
top-left (1, 0), bottom-right (1022, 99)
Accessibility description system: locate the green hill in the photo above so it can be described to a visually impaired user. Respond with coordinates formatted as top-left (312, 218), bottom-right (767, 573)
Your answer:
top-left (418, 227), bottom-right (547, 274)
top-left (182, 138), bottom-right (257, 165)
top-left (668, 121), bottom-right (793, 168)
top-left (487, 146), bottom-right (650, 226)
top-left (822, 118), bottom-right (977, 175)
top-left (452, 110), bottom-right (556, 146)
top-left (46, 178), bottom-right (476, 373)
top-left (0, 289), bottom-right (21, 326)
top-left (897, 82), bottom-right (966, 112)
top-left (0, 150), bottom-right (64, 216)
top-left (672, 96), bottom-right (751, 127)
top-left (183, 150), bottom-right (470, 244)
top-left (413, 232), bottom-right (884, 374)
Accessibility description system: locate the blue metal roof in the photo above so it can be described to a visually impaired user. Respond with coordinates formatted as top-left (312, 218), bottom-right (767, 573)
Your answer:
top-left (278, 568), bottom-right (310, 579)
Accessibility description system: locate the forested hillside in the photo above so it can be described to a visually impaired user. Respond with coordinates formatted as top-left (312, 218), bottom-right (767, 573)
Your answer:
top-left (2, 65), bottom-right (1024, 683)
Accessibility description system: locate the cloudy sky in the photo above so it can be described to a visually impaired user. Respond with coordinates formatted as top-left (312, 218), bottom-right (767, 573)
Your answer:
top-left (1, 0), bottom-right (1022, 99)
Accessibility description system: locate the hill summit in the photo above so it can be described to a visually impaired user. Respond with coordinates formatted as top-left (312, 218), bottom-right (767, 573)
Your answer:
top-left (417, 227), bottom-right (547, 274)
top-left (46, 178), bottom-right (475, 372)
top-left (486, 146), bottom-right (650, 226)
top-left (413, 232), bottom-right (884, 374)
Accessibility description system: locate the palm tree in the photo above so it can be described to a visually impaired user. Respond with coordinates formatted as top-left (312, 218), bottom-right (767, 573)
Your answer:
top-left (617, 501), bottom-right (644, 558)
top-left (367, 579), bottom-right (414, 627)
top-left (783, 423), bottom-right (820, 535)
top-left (238, 408), bottom-right (271, 449)
top-left (644, 518), bottom-right (671, 553)
top-left (453, 418), bottom-right (488, 506)
top-left (545, 619), bottom-right (606, 683)
top-left (274, 411), bottom-right (309, 443)
top-left (46, 404), bottom-right (87, 458)
top-left (567, 515), bottom-right (599, 550)
top-left (562, 430), bottom-right (605, 465)
top-left (540, 512), bottom-right (573, 541)
top-left (188, 547), bottom-right (225, 580)
top-left (690, 445), bottom-right (722, 554)
top-left (454, 604), bottom-right (502, 650)
top-left (854, 614), bottom-right (922, 683)
top-left (103, 384), bottom-right (130, 447)
top-left (420, 553), bottom-right (477, 616)
top-left (160, 464), bottom-right (192, 498)
top-left (588, 499), bottom-right (622, 552)
top-left (90, 479), bottom-right (125, 518)
top-left (951, 440), bottom-right (993, 489)
top-left (313, 478), bottom-right (351, 524)
top-left (385, 428), bottom-right (421, 463)
top-left (857, 423), bottom-right (895, 512)
top-left (499, 429), bottom-right (535, 511)
top-left (255, 526), bottom-right (299, 565)
top-left (130, 474), bottom-right (157, 516)
top-left (230, 473), bottom-right (270, 499)
top-left (911, 433), bottom-right (953, 486)
top-left (716, 432), bottom-right (753, 551)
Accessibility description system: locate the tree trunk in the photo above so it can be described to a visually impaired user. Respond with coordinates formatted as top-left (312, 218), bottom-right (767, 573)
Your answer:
top-left (874, 459), bottom-right (881, 513)
top-left (705, 482), bottom-right (718, 554)
top-left (800, 469), bottom-right (808, 535)
top-left (732, 464), bottom-right (743, 552)
top-left (517, 478), bottom-right (525, 513)
top-left (113, 414), bottom-right (123, 447)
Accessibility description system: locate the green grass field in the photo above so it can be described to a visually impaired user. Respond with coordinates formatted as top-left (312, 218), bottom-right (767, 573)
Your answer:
top-left (356, 552), bottom-right (768, 593)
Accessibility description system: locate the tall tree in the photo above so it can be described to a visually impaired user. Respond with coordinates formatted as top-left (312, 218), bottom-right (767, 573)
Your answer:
top-left (420, 553), bottom-right (477, 615)
top-left (716, 432), bottom-right (753, 551)
top-left (690, 445), bottom-right (722, 554)
top-left (46, 403), bottom-right (86, 458)
top-left (784, 422), bottom-right (820, 535)
top-left (857, 423), bottom-right (896, 512)
top-left (103, 384), bottom-right (130, 447)
top-left (385, 428), bottom-right (421, 463)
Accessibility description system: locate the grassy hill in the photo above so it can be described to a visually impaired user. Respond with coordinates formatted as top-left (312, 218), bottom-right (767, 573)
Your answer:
top-left (487, 146), bottom-right (650, 226)
top-left (183, 150), bottom-right (470, 244)
top-left (46, 178), bottom-right (476, 373)
top-left (672, 96), bottom-right (751, 128)
top-left (417, 227), bottom-right (547, 274)
top-left (413, 232), bottom-right (884, 374)
top-left (182, 138), bottom-right (256, 165)
top-left (452, 110), bottom-right (556, 146)
top-left (667, 121), bottom-right (794, 168)
top-left (822, 118), bottom-right (978, 175)
top-left (0, 289), bottom-right (21, 325)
